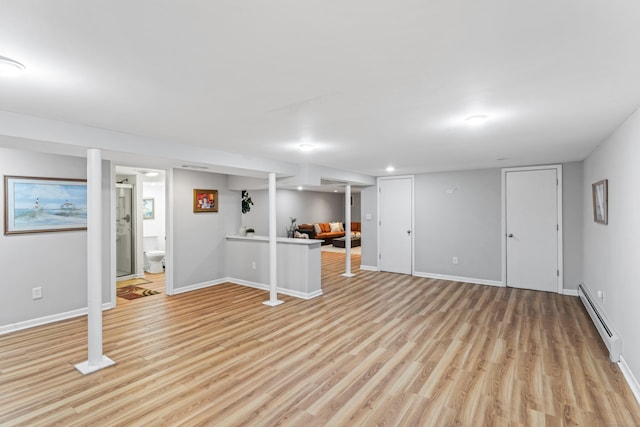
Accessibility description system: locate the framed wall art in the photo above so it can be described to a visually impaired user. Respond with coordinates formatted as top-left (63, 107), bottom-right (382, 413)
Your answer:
top-left (193, 189), bottom-right (218, 213)
top-left (4, 176), bottom-right (88, 235)
top-left (143, 198), bottom-right (155, 219)
top-left (592, 179), bottom-right (608, 225)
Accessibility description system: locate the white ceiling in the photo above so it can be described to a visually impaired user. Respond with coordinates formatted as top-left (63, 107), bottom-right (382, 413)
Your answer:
top-left (1, 1), bottom-right (640, 177)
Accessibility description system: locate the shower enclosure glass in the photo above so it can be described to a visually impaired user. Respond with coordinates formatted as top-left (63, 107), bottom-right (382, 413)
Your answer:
top-left (116, 184), bottom-right (135, 277)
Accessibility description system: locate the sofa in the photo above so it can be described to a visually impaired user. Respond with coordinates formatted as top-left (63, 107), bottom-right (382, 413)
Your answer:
top-left (298, 222), bottom-right (361, 245)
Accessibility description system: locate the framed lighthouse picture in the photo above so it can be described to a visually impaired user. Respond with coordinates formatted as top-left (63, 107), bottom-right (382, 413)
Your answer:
top-left (4, 176), bottom-right (88, 235)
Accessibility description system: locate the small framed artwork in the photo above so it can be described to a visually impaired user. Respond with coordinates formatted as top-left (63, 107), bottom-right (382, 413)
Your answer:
top-left (143, 198), bottom-right (155, 220)
top-left (193, 189), bottom-right (218, 213)
top-left (592, 179), bottom-right (608, 224)
top-left (4, 175), bottom-right (88, 235)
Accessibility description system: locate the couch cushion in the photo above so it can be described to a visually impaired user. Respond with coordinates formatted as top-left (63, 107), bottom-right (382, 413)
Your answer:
top-left (314, 224), bottom-right (322, 234)
top-left (319, 223), bottom-right (331, 233)
top-left (329, 222), bottom-right (341, 232)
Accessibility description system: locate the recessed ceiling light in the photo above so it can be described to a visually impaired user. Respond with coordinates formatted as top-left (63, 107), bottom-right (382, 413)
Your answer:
top-left (465, 114), bottom-right (488, 126)
top-left (144, 171), bottom-right (159, 177)
top-left (386, 166), bottom-right (395, 172)
top-left (334, 189), bottom-right (338, 192)
top-left (0, 55), bottom-right (25, 78)
top-left (297, 186), bottom-right (303, 191)
top-left (299, 143), bottom-right (315, 152)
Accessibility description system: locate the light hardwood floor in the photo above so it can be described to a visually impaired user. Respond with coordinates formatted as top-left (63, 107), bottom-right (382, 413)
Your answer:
top-left (1, 253), bottom-right (639, 426)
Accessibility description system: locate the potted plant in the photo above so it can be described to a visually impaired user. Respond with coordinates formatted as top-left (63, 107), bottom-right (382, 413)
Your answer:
top-left (287, 217), bottom-right (297, 238)
top-left (241, 190), bottom-right (253, 214)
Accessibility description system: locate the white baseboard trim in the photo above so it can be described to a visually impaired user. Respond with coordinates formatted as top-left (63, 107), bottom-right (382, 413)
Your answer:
top-left (0, 302), bottom-right (114, 336)
top-left (172, 277), bottom-right (322, 300)
top-left (228, 278), bottom-right (323, 300)
top-left (619, 355), bottom-right (640, 406)
top-left (562, 289), bottom-right (579, 297)
top-left (360, 265), bottom-right (379, 272)
top-left (413, 271), bottom-right (503, 287)
top-left (172, 278), bottom-right (229, 295)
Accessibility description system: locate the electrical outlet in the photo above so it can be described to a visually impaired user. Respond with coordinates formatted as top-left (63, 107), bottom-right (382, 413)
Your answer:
top-left (597, 290), bottom-right (605, 304)
top-left (32, 287), bottom-right (42, 300)
top-left (251, 261), bottom-right (257, 270)
top-left (452, 257), bottom-right (458, 265)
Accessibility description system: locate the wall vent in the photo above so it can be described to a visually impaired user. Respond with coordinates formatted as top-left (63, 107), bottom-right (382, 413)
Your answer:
top-left (578, 283), bottom-right (621, 362)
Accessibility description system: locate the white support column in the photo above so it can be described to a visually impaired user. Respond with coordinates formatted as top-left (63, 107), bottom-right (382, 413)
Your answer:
top-left (75, 148), bottom-right (115, 375)
top-left (264, 172), bottom-right (284, 306)
top-left (342, 183), bottom-right (355, 277)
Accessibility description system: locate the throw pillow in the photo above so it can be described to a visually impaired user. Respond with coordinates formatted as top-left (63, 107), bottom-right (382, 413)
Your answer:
top-left (314, 224), bottom-right (321, 234)
top-left (339, 222), bottom-right (345, 232)
top-left (329, 222), bottom-right (341, 232)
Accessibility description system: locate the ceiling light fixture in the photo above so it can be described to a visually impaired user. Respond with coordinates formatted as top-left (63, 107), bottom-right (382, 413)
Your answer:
top-left (144, 171), bottom-right (159, 177)
top-left (386, 166), bottom-right (395, 173)
top-left (297, 186), bottom-right (303, 191)
top-left (298, 143), bottom-right (315, 152)
top-left (465, 114), bottom-right (488, 126)
top-left (0, 55), bottom-right (25, 77)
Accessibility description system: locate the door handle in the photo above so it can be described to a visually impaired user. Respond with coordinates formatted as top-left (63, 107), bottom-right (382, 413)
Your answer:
top-left (507, 233), bottom-right (514, 238)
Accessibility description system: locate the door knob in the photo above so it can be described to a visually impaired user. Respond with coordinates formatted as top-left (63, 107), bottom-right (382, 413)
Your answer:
top-left (507, 233), bottom-right (514, 238)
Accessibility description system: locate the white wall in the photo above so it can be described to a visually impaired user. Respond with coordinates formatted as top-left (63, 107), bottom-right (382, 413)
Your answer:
top-left (172, 169), bottom-right (239, 290)
top-left (0, 148), bottom-right (112, 328)
top-left (415, 169), bottom-right (502, 281)
top-left (562, 162), bottom-right (584, 290)
top-left (143, 179), bottom-right (166, 251)
top-left (360, 185), bottom-right (378, 268)
top-left (582, 107), bottom-right (640, 382)
top-left (241, 189), bottom-right (346, 236)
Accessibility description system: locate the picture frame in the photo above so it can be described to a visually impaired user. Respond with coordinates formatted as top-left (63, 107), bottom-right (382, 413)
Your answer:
top-left (143, 198), bottom-right (155, 220)
top-left (4, 175), bottom-right (88, 235)
top-left (592, 179), bottom-right (608, 225)
top-left (193, 189), bottom-right (218, 213)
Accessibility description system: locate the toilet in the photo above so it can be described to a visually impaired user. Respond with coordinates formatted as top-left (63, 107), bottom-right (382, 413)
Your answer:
top-left (143, 235), bottom-right (165, 273)
top-left (144, 250), bottom-right (165, 273)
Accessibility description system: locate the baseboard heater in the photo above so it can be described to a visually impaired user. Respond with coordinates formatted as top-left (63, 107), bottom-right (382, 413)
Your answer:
top-left (577, 283), bottom-right (621, 363)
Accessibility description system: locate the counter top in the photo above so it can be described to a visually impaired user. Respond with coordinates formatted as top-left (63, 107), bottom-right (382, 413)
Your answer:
top-left (225, 235), bottom-right (323, 246)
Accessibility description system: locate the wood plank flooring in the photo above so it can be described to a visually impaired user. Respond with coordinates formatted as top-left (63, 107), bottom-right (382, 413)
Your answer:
top-left (1, 253), bottom-right (639, 426)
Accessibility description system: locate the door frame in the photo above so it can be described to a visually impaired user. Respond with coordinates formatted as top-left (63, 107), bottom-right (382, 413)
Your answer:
top-left (501, 165), bottom-right (563, 293)
top-left (377, 175), bottom-right (415, 274)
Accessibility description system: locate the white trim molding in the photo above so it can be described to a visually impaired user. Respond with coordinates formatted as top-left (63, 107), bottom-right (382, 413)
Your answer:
top-left (413, 271), bottom-right (503, 287)
top-left (172, 277), bottom-right (323, 300)
top-left (619, 355), bottom-right (640, 406)
top-left (0, 302), bottom-right (114, 336)
top-left (229, 278), bottom-right (323, 300)
top-left (360, 265), bottom-right (379, 272)
top-left (562, 289), bottom-right (579, 297)
top-left (171, 278), bottom-right (229, 295)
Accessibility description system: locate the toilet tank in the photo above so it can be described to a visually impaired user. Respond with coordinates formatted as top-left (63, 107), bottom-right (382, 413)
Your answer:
top-left (143, 235), bottom-right (165, 252)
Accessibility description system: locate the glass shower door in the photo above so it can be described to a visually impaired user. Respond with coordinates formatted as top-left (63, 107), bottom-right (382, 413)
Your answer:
top-left (116, 184), bottom-right (134, 277)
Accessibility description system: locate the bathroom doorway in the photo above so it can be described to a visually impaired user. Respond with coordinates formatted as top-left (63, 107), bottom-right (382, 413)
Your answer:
top-left (116, 183), bottom-right (135, 277)
top-left (114, 166), bottom-right (167, 296)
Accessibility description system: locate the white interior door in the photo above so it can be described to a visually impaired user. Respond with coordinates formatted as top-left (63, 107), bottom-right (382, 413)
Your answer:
top-left (379, 177), bottom-right (412, 274)
top-left (505, 168), bottom-right (559, 292)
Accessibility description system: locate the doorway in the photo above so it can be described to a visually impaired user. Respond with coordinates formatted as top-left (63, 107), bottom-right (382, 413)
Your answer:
top-left (378, 176), bottom-right (413, 274)
top-left (503, 165), bottom-right (563, 293)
